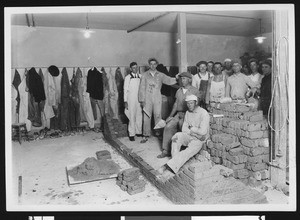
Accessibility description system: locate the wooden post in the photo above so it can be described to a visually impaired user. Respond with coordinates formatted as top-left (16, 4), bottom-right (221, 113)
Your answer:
top-left (177, 13), bottom-right (188, 73)
top-left (270, 10), bottom-right (289, 187)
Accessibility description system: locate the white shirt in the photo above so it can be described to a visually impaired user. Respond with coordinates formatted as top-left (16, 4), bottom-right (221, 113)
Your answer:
top-left (192, 71), bottom-right (212, 90)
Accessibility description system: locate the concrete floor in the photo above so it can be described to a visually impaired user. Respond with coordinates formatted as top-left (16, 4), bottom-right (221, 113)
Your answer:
top-left (8, 131), bottom-right (289, 211)
top-left (10, 131), bottom-right (172, 210)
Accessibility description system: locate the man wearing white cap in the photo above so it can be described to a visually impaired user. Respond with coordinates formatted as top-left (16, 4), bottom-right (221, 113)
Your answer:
top-left (158, 94), bottom-right (210, 174)
top-left (157, 72), bottom-right (200, 158)
top-left (222, 58), bottom-right (233, 77)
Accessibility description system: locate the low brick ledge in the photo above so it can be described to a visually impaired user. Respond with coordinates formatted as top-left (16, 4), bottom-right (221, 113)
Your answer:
top-left (103, 114), bottom-right (268, 204)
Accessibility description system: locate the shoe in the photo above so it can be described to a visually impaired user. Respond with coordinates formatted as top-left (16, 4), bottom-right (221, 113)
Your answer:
top-left (140, 137), bottom-right (148, 143)
top-left (157, 151), bottom-right (170, 158)
top-left (158, 164), bottom-right (167, 174)
top-left (129, 136), bottom-right (135, 141)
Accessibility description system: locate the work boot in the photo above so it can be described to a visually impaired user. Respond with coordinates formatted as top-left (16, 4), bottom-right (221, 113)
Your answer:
top-left (129, 136), bottom-right (135, 141)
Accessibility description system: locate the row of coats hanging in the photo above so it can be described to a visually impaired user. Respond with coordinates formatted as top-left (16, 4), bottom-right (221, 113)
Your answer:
top-left (11, 66), bottom-right (126, 132)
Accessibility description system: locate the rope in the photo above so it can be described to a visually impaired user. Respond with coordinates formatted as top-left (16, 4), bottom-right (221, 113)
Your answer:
top-left (267, 36), bottom-right (289, 133)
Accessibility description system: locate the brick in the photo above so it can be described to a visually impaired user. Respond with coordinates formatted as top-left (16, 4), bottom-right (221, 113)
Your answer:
top-left (95, 150), bottom-right (111, 160)
top-left (241, 137), bottom-right (257, 148)
top-left (189, 161), bottom-right (212, 173)
top-left (260, 169), bottom-right (270, 180)
top-left (248, 130), bottom-right (264, 139)
top-left (238, 155), bottom-right (248, 163)
top-left (211, 134), bottom-right (220, 142)
top-left (247, 162), bottom-right (267, 172)
top-left (230, 163), bottom-right (246, 170)
top-left (248, 177), bottom-right (262, 187)
top-left (210, 148), bottom-right (217, 156)
top-left (127, 180), bottom-right (146, 190)
top-left (225, 141), bottom-right (241, 151)
top-left (220, 134), bottom-right (235, 145)
top-left (249, 114), bottom-right (264, 122)
top-left (223, 127), bottom-right (236, 135)
top-left (212, 156), bottom-right (221, 164)
top-left (263, 130), bottom-right (269, 138)
top-left (120, 184), bottom-right (127, 191)
top-left (261, 154), bottom-right (269, 163)
top-left (247, 155), bottom-right (263, 164)
top-left (214, 142), bottom-right (223, 150)
top-left (233, 169), bottom-right (249, 179)
top-left (226, 154), bottom-right (239, 164)
top-left (235, 104), bottom-right (251, 113)
top-left (257, 138), bottom-right (269, 148)
top-left (127, 185), bottom-right (145, 195)
top-left (228, 147), bottom-right (244, 156)
top-left (250, 147), bottom-right (264, 156)
top-left (222, 118), bottom-right (232, 127)
top-left (249, 122), bottom-right (263, 131)
top-left (122, 175), bottom-right (139, 182)
top-left (122, 167), bottom-right (140, 177)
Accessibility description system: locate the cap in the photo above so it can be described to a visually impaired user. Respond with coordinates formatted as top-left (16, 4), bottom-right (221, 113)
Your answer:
top-left (185, 94), bottom-right (198, 102)
top-left (179, 72), bottom-right (193, 79)
top-left (224, 58), bottom-right (232, 63)
top-left (196, 61), bottom-right (208, 67)
top-left (48, 65), bottom-right (60, 77)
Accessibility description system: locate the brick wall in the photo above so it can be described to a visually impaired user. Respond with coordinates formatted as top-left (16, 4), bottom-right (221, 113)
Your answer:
top-left (103, 113), bottom-right (268, 204)
top-left (208, 103), bottom-right (270, 186)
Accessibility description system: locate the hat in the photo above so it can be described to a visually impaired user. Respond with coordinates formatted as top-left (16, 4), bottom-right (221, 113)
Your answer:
top-left (196, 61), bottom-right (208, 67)
top-left (185, 94), bottom-right (198, 102)
top-left (48, 65), bottom-right (60, 77)
top-left (179, 72), bottom-right (192, 79)
top-left (261, 59), bottom-right (272, 67)
top-left (224, 58), bottom-right (232, 63)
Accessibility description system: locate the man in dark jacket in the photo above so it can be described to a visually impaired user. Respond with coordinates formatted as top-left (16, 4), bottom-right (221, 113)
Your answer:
top-left (259, 59), bottom-right (272, 115)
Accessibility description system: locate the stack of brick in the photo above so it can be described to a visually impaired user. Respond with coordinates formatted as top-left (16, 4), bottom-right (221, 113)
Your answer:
top-left (116, 167), bottom-right (146, 195)
top-left (105, 116), bottom-right (127, 138)
top-left (208, 102), bottom-right (270, 185)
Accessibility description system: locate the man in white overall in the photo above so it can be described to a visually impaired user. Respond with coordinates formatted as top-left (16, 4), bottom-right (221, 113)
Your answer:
top-left (123, 62), bottom-right (143, 141)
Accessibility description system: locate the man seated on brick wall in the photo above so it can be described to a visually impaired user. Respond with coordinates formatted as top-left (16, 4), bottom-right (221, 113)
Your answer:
top-left (157, 72), bottom-right (200, 158)
top-left (158, 94), bottom-right (210, 174)
top-left (225, 60), bottom-right (260, 102)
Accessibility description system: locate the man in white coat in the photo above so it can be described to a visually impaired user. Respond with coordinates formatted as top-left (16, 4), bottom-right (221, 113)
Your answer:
top-left (123, 62), bottom-right (143, 141)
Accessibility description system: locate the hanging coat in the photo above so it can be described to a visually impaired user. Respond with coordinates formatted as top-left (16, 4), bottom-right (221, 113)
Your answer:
top-left (80, 68), bottom-right (94, 128)
top-left (70, 71), bottom-right (81, 127)
top-left (42, 68), bottom-right (55, 128)
top-left (18, 70), bottom-right (32, 131)
top-left (60, 67), bottom-right (71, 131)
top-left (27, 67), bottom-right (46, 103)
top-left (100, 67), bottom-right (110, 115)
top-left (123, 72), bottom-right (142, 136)
top-left (108, 67), bottom-right (118, 119)
top-left (76, 68), bottom-right (86, 122)
top-left (11, 84), bottom-right (18, 124)
top-left (50, 69), bottom-right (62, 130)
top-left (12, 69), bottom-right (21, 114)
top-left (115, 67), bottom-right (124, 115)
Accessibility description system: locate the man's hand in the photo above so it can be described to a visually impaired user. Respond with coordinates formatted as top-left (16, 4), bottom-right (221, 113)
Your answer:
top-left (124, 102), bottom-right (128, 110)
top-left (166, 116), bottom-right (173, 124)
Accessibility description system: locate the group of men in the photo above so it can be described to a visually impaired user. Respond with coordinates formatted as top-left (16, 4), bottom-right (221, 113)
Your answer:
top-left (123, 57), bottom-right (272, 174)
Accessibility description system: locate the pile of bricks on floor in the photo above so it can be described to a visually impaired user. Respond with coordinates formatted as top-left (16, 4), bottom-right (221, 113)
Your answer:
top-left (155, 152), bottom-right (267, 204)
top-left (105, 116), bottom-right (127, 138)
top-left (116, 167), bottom-right (146, 195)
top-left (208, 102), bottom-right (270, 187)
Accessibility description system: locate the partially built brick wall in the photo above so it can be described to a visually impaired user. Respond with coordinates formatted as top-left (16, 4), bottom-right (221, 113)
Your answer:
top-left (208, 103), bottom-right (270, 186)
top-left (103, 114), bottom-right (268, 204)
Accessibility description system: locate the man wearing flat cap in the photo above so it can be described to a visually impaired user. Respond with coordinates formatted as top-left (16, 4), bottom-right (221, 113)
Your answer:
top-left (222, 58), bottom-right (233, 77)
top-left (157, 72), bottom-right (200, 158)
top-left (192, 60), bottom-right (212, 109)
top-left (158, 94), bottom-right (210, 174)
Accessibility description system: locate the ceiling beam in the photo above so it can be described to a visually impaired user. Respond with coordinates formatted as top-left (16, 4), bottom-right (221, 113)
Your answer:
top-left (127, 12), bottom-right (172, 33)
top-left (184, 12), bottom-right (258, 21)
